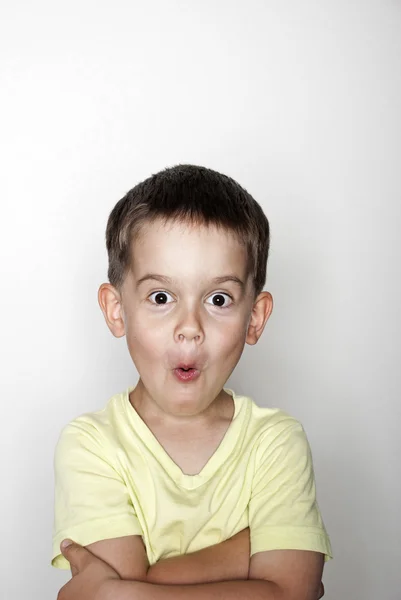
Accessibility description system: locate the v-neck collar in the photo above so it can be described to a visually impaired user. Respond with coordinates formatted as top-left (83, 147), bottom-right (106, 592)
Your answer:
top-left (122, 386), bottom-right (246, 490)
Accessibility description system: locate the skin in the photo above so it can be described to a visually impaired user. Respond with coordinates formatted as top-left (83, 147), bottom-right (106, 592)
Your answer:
top-left (58, 541), bottom-right (325, 600)
top-left (58, 218), bottom-right (277, 600)
top-left (98, 218), bottom-right (273, 432)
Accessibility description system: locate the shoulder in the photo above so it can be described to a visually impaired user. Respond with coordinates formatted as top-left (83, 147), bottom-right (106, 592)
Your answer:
top-left (55, 388), bottom-right (128, 458)
top-left (233, 390), bottom-right (310, 459)
top-left (236, 389), bottom-right (305, 437)
top-left (254, 410), bottom-right (309, 466)
top-left (251, 401), bottom-right (302, 433)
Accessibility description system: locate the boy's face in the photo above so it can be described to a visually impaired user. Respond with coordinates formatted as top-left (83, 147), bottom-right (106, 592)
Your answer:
top-left (99, 218), bottom-right (272, 423)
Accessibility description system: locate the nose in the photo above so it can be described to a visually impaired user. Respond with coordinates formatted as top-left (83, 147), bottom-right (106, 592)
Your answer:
top-left (174, 306), bottom-right (205, 344)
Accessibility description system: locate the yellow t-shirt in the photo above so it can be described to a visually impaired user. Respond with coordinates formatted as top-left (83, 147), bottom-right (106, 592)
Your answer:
top-left (51, 386), bottom-right (332, 569)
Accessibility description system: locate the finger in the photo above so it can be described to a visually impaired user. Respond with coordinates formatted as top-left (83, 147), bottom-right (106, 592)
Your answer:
top-left (60, 539), bottom-right (91, 574)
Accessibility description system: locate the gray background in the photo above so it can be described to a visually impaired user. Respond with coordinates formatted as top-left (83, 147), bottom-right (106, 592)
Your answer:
top-left (1, 1), bottom-right (400, 599)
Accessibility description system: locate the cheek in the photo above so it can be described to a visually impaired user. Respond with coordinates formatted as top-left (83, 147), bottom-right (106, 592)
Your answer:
top-left (126, 317), bottom-right (167, 359)
top-left (213, 318), bottom-right (248, 352)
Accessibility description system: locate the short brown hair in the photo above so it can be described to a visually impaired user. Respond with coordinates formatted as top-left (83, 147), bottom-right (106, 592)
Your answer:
top-left (105, 164), bottom-right (270, 297)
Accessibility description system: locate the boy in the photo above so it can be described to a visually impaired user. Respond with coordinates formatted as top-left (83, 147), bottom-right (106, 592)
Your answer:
top-left (52, 164), bottom-right (332, 600)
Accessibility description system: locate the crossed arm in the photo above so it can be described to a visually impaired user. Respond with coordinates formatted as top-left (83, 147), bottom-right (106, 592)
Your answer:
top-left (84, 528), bottom-right (325, 600)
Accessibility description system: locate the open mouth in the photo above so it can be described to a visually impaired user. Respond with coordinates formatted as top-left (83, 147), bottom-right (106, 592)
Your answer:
top-left (175, 363), bottom-right (197, 371)
top-left (173, 365), bottom-right (200, 382)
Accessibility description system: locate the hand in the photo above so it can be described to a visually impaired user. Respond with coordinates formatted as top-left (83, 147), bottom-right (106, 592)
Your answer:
top-left (57, 539), bottom-right (121, 600)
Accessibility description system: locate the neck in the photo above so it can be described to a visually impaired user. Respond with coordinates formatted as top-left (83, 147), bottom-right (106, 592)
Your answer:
top-left (129, 379), bottom-right (233, 430)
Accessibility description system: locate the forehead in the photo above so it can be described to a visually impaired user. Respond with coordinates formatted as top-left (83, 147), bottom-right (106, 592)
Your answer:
top-left (130, 218), bottom-right (249, 282)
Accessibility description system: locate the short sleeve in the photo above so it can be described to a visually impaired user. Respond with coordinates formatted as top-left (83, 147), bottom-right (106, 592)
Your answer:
top-left (248, 418), bottom-right (333, 561)
top-left (52, 419), bottom-right (143, 569)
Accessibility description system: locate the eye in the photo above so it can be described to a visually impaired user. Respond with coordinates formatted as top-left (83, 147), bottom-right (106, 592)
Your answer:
top-left (206, 293), bottom-right (233, 308)
top-left (148, 291), bottom-right (174, 305)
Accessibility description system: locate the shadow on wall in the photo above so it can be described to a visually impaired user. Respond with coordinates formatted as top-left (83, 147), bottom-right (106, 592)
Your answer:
top-left (230, 360), bottom-right (393, 600)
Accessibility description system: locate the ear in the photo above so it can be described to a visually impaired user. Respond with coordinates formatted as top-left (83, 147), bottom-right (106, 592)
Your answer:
top-left (98, 283), bottom-right (126, 338)
top-left (246, 291), bottom-right (273, 345)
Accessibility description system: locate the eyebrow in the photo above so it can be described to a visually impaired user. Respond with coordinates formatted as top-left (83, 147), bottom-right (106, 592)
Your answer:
top-left (136, 273), bottom-right (245, 291)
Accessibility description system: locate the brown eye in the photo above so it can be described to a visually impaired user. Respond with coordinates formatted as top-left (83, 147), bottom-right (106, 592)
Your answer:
top-left (148, 291), bottom-right (173, 305)
top-left (207, 293), bottom-right (233, 308)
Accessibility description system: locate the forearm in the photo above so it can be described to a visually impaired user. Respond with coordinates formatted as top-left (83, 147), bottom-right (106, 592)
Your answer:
top-left (146, 529), bottom-right (250, 585)
top-left (103, 578), bottom-right (280, 600)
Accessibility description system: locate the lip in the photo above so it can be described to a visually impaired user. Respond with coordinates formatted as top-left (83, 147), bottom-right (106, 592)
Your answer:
top-left (173, 366), bottom-right (201, 383)
top-left (176, 362), bottom-right (197, 370)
